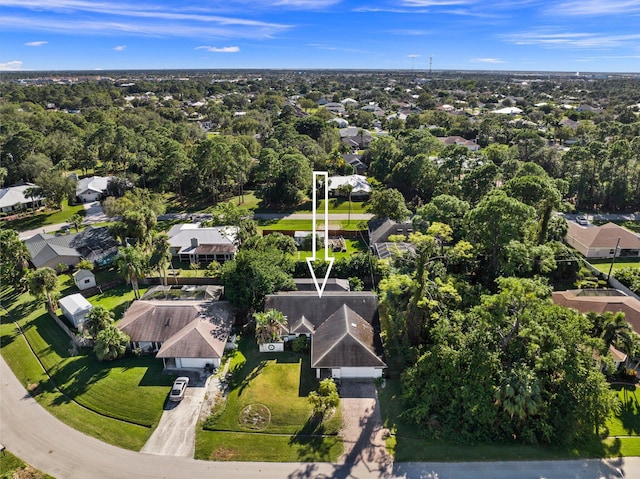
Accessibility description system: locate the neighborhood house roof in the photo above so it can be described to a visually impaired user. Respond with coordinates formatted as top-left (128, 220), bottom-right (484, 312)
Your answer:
top-left (59, 293), bottom-right (92, 316)
top-left (368, 218), bottom-right (414, 245)
top-left (552, 289), bottom-right (640, 333)
top-left (167, 223), bottom-right (238, 255)
top-left (264, 292), bottom-right (384, 370)
top-left (565, 222), bottom-right (640, 252)
top-left (76, 176), bottom-right (110, 196)
top-left (311, 304), bottom-right (386, 369)
top-left (327, 175), bottom-right (371, 195)
top-left (118, 300), bottom-right (233, 359)
top-left (24, 226), bottom-right (118, 268)
top-left (72, 269), bottom-right (95, 281)
top-left (0, 183), bottom-right (42, 209)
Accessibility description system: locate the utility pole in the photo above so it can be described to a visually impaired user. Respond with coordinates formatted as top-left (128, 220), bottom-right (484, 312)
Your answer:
top-left (607, 237), bottom-right (621, 280)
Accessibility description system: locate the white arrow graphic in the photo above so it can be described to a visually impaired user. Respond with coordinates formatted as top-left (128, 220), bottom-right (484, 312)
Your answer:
top-left (307, 171), bottom-right (334, 298)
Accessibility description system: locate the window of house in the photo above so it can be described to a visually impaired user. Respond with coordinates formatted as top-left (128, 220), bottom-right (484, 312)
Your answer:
top-left (84, 279), bottom-right (91, 284)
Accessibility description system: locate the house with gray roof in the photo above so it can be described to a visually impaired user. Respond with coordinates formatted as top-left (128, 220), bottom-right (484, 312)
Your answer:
top-left (167, 223), bottom-right (239, 264)
top-left (0, 183), bottom-right (43, 213)
top-left (76, 176), bottom-right (111, 203)
top-left (264, 291), bottom-right (386, 379)
top-left (24, 225), bottom-right (118, 269)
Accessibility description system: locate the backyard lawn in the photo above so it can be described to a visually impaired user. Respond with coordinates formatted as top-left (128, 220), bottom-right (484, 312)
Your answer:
top-left (590, 258), bottom-right (640, 274)
top-left (196, 337), bottom-right (343, 462)
top-left (379, 379), bottom-right (640, 461)
top-left (0, 200), bottom-right (85, 232)
top-left (0, 283), bottom-right (169, 451)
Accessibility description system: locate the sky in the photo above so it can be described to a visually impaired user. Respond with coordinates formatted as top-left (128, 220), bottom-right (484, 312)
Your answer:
top-left (0, 0), bottom-right (639, 72)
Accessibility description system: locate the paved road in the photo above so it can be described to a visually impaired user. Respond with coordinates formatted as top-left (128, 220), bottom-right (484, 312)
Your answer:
top-left (2, 356), bottom-right (639, 479)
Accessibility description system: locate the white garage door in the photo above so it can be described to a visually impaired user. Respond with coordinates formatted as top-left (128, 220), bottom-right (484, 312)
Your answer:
top-left (337, 367), bottom-right (381, 378)
top-left (178, 358), bottom-right (219, 369)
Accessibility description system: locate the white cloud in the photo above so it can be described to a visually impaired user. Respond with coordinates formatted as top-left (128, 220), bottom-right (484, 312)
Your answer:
top-left (0, 60), bottom-right (23, 70)
top-left (271, 0), bottom-right (341, 6)
top-left (196, 45), bottom-right (240, 53)
top-left (25, 40), bottom-right (47, 46)
top-left (550, 0), bottom-right (640, 15)
top-left (502, 30), bottom-right (640, 48)
top-left (470, 57), bottom-right (506, 63)
top-left (403, 0), bottom-right (474, 5)
top-left (113, 45), bottom-right (126, 51)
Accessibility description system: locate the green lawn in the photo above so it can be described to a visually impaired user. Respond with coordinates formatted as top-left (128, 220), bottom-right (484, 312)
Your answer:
top-left (590, 258), bottom-right (640, 274)
top-left (379, 379), bottom-right (640, 461)
top-left (0, 449), bottom-right (54, 479)
top-left (295, 238), bottom-right (369, 261)
top-left (258, 219), bottom-right (365, 232)
top-left (196, 337), bottom-right (343, 462)
top-left (0, 200), bottom-right (85, 232)
top-left (0, 285), bottom-right (167, 451)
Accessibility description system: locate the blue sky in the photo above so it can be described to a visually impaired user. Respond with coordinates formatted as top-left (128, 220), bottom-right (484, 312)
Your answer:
top-left (1, 0), bottom-right (639, 72)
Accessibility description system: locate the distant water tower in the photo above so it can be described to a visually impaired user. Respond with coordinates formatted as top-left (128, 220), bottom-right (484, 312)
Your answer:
top-left (429, 56), bottom-right (433, 76)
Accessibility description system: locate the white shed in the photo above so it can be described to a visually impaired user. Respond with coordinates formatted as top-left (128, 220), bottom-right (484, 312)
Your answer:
top-left (73, 269), bottom-right (96, 291)
top-left (59, 294), bottom-right (93, 327)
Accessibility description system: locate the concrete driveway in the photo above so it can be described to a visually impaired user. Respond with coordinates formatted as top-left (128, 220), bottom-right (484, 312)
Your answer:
top-left (338, 380), bottom-right (392, 471)
top-left (141, 372), bottom-right (210, 457)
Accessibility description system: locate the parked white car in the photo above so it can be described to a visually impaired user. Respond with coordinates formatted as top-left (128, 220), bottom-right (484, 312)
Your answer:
top-left (169, 377), bottom-right (189, 402)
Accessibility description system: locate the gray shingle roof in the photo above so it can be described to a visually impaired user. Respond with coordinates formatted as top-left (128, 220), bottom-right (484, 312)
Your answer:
top-left (311, 304), bottom-right (385, 368)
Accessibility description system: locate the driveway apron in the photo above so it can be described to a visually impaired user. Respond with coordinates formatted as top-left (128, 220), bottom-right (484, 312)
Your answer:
top-left (338, 379), bottom-right (392, 472)
top-left (141, 372), bottom-right (208, 457)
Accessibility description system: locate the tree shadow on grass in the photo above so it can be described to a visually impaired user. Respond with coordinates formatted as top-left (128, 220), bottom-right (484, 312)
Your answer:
top-left (618, 385), bottom-right (640, 435)
top-left (289, 415), bottom-right (337, 463)
top-left (49, 358), bottom-right (109, 406)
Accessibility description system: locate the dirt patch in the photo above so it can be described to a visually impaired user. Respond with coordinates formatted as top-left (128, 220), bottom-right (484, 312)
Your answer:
top-left (210, 447), bottom-right (239, 461)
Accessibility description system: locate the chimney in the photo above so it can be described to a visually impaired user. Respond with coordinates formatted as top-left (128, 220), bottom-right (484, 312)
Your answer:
top-left (191, 237), bottom-right (198, 248)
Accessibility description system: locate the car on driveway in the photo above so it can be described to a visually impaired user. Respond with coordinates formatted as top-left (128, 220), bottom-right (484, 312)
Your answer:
top-left (576, 215), bottom-right (589, 225)
top-left (169, 377), bottom-right (189, 402)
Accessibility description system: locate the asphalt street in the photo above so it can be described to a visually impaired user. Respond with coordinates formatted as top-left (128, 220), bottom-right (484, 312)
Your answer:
top-left (1, 356), bottom-right (638, 479)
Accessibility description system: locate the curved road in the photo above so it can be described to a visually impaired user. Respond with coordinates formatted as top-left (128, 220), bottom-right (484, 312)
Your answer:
top-left (2, 357), bottom-right (639, 479)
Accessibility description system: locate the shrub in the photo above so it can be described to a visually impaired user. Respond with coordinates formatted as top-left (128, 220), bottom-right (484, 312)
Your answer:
top-left (291, 335), bottom-right (310, 353)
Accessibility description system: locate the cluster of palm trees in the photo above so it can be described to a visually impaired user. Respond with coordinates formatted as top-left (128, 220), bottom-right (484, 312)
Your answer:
top-left (252, 309), bottom-right (288, 344)
top-left (587, 310), bottom-right (640, 370)
top-left (114, 231), bottom-right (172, 300)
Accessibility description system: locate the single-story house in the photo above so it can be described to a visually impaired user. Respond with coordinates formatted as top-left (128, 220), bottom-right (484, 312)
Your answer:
top-left (167, 223), bottom-right (239, 264)
top-left (118, 299), bottom-right (234, 370)
top-left (24, 226), bottom-right (119, 269)
top-left (264, 291), bottom-right (386, 379)
top-left (342, 153), bottom-right (367, 175)
top-left (368, 218), bottom-right (414, 245)
top-left (0, 183), bottom-right (43, 213)
top-left (73, 269), bottom-right (96, 291)
top-left (436, 136), bottom-right (481, 152)
top-left (59, 293), bottom-right (93, 328)
top-left (76, 176), bottom-right (111, 203)
top-left (552, 289), bottom-right (640, 333)
top-left (327, 175), bottom-right (371, 199)
top-left (565, 222), bottom-right (640, 259)
top-left (294, 278), bottom-right (350, 293)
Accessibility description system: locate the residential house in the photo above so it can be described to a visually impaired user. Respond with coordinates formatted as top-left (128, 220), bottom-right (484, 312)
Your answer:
top-left (342, 153), bottom-right (368, 175)
top-left (294, 278), bottom-right (350, 293)
top-left (24, 226), bottom-right (118, 269)
top-left (436, 136), bottom-right (481, 152)
top-left (368, 218), bottom-right (415, 260)
top-left (264, 291), bottom-right (386, 379)
top-left (76, 176), bottom-right (111, 203)
top-left (565, 222), bottom-right (640, 259)
top-left (59, 293), bottom-right (93, 328)
top-left (118, 298), bottom-right (234, 370)
top-left (73, 269), bottom-right (96, 291)
top-left (0, 183), bottom-right (43, 213)
top-left (552, 289), bottom-right (640, 333)
top-left (492, 106), bottom-right (523, 115)
top-left (327, 175), bottom-right (372, 199)
top-left (167, 223), bottom-right (239, 264)
top-left (339, 127), bottom-right (373, 150)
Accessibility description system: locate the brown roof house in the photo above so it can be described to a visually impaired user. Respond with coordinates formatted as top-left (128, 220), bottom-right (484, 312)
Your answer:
top-left (552, 289), bottom-right (640, 333)
top-left (118, 299), bottom-right (233, 370)
top-left (264, 291), bottom-right (386, 379)
top-left (565, 222), bottom-right (640, 259)
top-left (553, 288), bottom-right (636, 368)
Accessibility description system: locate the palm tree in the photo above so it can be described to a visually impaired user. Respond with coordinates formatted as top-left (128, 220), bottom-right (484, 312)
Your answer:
top-left (27, 267), bottom-right (59, 311)
top-left (602, 312), bottom-right (634, 355)
top-left (69, 213), bottom-right (84, 233)
top-left (339, 183), bottom-right (354, 225)
top-left (149, 232), bottom-right (172, 286)
top-left (85, 305), bottom-right (114, 338)
top-left (253, 309), bottom-right (288, 344)
top-left (94, 324), bottom-right (129, 361)
top-left (115, 245), bottom-right (148, 299)
top-left (23, 186), bottom-right (41, 213)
